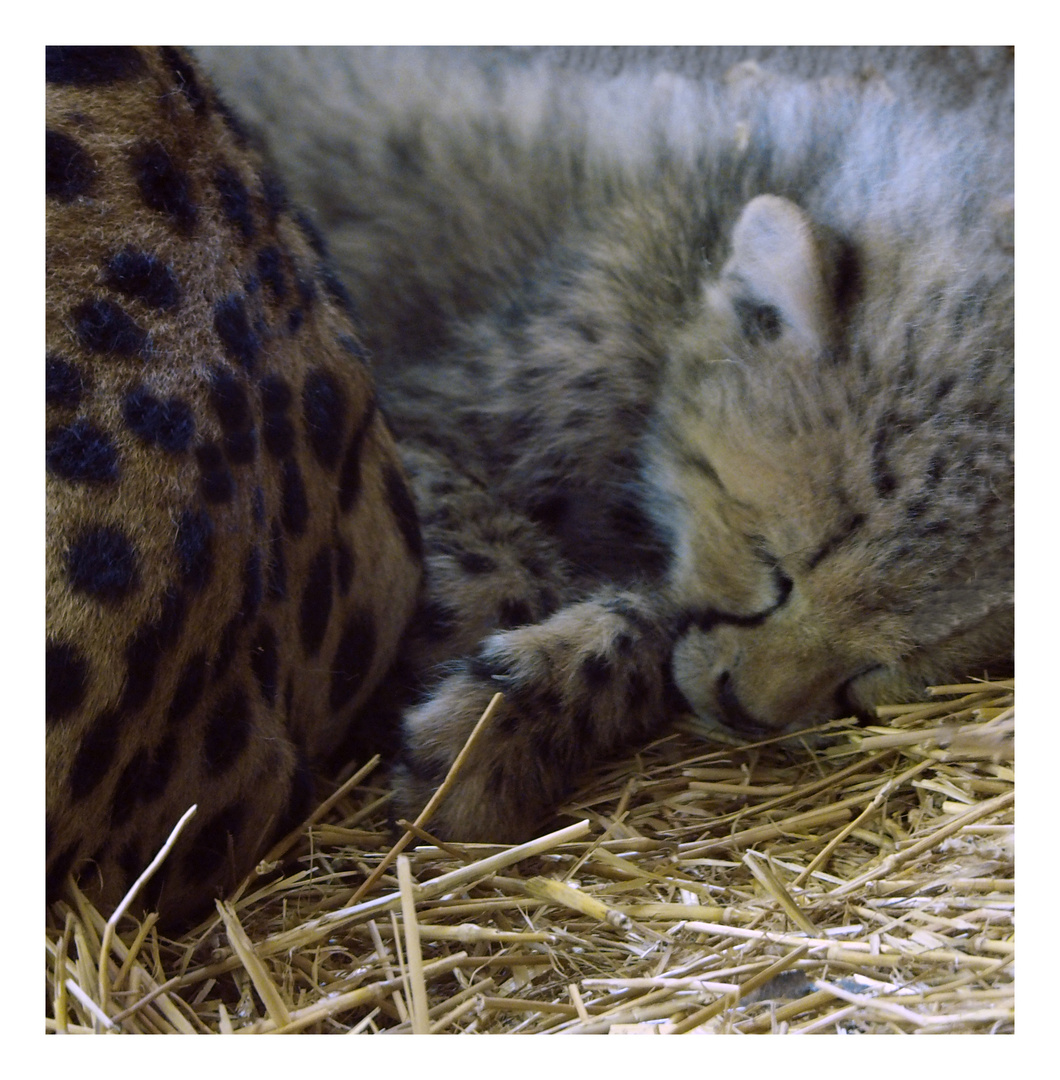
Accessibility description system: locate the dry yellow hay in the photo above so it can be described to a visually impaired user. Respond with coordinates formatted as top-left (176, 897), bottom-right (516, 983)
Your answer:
top-left (45, 679), bottom-right (1013, 1034)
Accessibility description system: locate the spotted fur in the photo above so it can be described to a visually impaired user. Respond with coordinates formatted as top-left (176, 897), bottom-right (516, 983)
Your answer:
top-left (46, 47), bottom-right (422, 923)
top-left (211, 48), bottom-right (1017, 844)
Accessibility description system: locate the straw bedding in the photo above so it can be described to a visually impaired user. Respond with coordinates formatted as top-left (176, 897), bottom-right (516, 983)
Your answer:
top-left (45, 679), bottom-right (1013, 1034)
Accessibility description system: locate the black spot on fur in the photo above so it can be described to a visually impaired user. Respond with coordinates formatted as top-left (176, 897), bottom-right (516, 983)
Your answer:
top-left (210, 367), bottom-right (252, 429)
top-left (266, 519), bottom-right (287, 600)
top-left (329, 610), bottom-right (377, 712)
top-left (257, 246), bottom-right (287, 301)
top-left (338, 399), bottom-right (376, 513)
top-left (242, 547), bottom-right (263, 623)
top-left (320, 263), bottom-right (356, 316)
top-left (213, 294), bottom-right (260, 371)
top-left (383, 464), bottom-right (423, 560)
top-left (46, 354), bottom-right (87, 408)
top-left (46, 640), bottom-right (89, 722)
top-left (293, 209), bottom-right (327, 257)
top-left (123, 386), bottom-right (195, 453)
top-left (46, 839), bottom-right (80, 902)
top-left (295, 268), bottom-right (317, 309)
top-left (580, 652), bottom-right (614, 690)
top-left (335, 541), bottom-right (354, 595)
top-left (497, 598), bottom-right (534, 629)
top-left (175, 509), bottom-right (214, 592)
top-left (167, 652), bottom-right (207, 725)
top-left (733, 296), bottom-right (784, 344)
top-left (182, 803), bottom-right (246, 884)
top-left (196, 442), bottom-right (235, 504)
top-left (303, 368), bottom-right (348, 470)
top-left (299, 547), bottom-right (334, 657)
top-left (870, 424), bottom-right (898, 498)
top-left (160, 47), bottom-right (206, 113)
top-left (120, 589), bottom-right (187, 712)
top-left (46, 129), bottom-right (96, 201)
top-left (926, 453), bottom-right (948, 487)
top-left (46, 46), bottom-right (145, 85)
top-left (110, 735), bottom-right (177, 827)
top-left (612, 495), bottom-right (653, 535)
top-left (213, 615), bottom-right (242, 683)
top-left (931, 375), bottom-right (957, 406)
top-left (214, 98), bottom-right (250, 145)
top-left (73, 298), bottom-right (149, 357)
top-left (102, 248), bottom-right (181, 310)
top-left (261, 375), bottom-right (296, 457)
top-left (418, 599), bottom-right (460, 640)
top-left (203, 688), bottom-right (252, 777)
top-left (116, 841), bottom-right (142, 885)
top-left (458, 550), bottom-right (498, 575)
top-left (528, 493), bottom-right (569, 529)
top-left (281, 458), bottom-right (309, 536)
top-left (250, 623), bottom-right (279, 707)
top-left (260, 169), bottom-right (289, 221)
top-left (66, 525), bottom-right (139, 602)
top-left (209, 366), bottom-right (256, 463)
top-left (46, 420), bottom-right (119, 483)
top-left (133, 140), bottom-right (197, 233)
top-left (68, 709), bottom-right (122, 802)
top-left (571, 369), bottom-right (606, 393)
top-left (215, 164), bottom-right (256, 241)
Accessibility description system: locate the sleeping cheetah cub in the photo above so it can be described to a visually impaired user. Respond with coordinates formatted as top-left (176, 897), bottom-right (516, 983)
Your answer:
top-left (201, 47), bottom-right (1014, 843)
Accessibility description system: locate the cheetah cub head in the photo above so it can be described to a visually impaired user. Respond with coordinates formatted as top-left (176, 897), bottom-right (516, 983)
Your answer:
top-left (648, 195), bottom-right (1013, 738)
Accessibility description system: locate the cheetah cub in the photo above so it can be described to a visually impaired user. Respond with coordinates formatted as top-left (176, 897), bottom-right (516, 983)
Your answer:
top-left (201, 48), bottom-right (1014, 843)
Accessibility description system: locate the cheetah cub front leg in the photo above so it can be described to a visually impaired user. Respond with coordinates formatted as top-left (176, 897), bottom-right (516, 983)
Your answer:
top-left (393, 589), bottom-right (678, 841)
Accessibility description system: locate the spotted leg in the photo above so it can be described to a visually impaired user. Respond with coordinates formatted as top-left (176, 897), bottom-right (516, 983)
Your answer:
top-left (392, 588), bottom-right (680, 841)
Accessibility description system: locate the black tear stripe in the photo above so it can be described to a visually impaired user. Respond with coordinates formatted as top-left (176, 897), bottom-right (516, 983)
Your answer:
top-left (679, 564), bottom-right (792, 635)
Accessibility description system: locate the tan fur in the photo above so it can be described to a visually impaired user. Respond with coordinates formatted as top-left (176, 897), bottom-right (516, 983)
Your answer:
top-left (46, 48), bottom-right (421, 924)
top-left (194, 46), bottom-right (1013, 843)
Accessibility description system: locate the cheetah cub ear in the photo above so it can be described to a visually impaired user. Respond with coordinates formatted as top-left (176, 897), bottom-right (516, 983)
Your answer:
top-left (709, 194), bottom-right (834, 357)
